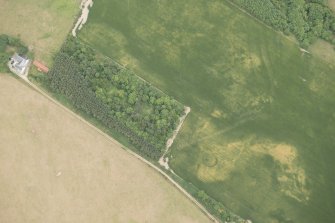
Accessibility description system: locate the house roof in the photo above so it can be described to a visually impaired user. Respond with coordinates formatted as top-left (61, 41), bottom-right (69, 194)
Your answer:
top-left (12, 53), bottom-right (26, 64)
top-left (9, 53), bottom-right (30, 75)
top-left (11, 53), bottom-right (29, 71)
top-left (15, 60), bottom-right (29, 70)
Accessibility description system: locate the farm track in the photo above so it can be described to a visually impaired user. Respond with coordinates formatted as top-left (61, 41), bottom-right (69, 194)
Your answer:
top-left (72, 0), bottom-right (93, 37)
top-left (21, 78), bottom-right (219, 223)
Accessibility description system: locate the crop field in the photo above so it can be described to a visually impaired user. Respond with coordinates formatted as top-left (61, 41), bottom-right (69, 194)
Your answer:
top-left (79, 0), bottom-right (335, 222)
top-left (0, 0), bottom-right (79, 63)
top-left (0, 73), bottom-right (211, 223)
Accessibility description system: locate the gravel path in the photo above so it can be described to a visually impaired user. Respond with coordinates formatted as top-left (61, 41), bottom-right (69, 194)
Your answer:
top-left (72, 0), bottom-right (93, 37)
top-left (159, 106), bottom-right (191, 170)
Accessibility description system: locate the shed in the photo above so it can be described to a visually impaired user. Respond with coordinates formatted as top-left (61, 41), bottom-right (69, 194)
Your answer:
top-left (33, 60), bottom-right (49, 73)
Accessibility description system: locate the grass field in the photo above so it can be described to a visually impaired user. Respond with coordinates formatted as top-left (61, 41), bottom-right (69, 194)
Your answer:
top-left (79, 0), bottom-right (335, 222)
top-left (0, 73), bottom-right (212, 223)
top-left (0, 0), bottom-right (79, 64)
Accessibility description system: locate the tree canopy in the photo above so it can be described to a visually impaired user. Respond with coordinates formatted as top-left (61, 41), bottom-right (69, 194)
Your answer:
top-left (231, 0), bottom-right (335, 46)
top-left (46, 37), bottom-right (184, 160)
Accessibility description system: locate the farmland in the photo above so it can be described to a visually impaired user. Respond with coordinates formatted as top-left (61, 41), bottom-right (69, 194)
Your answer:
top-left (0, 73), bottom-right (212, 223)
top-left (79, 0), bottom-right (335, 222)
top-left (0, 0), bottom-right (79, 64)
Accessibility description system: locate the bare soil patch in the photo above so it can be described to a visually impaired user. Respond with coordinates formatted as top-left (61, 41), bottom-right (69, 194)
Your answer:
top-left (196, 136), bottom-right (310, 203)
top-left (309, 39), bottom-right (335, 65)
top-left (0, 73), bottom-right (211, 223)
top-left (270, 144), bottom-right (296, 165)
top-left (250, 141), bottom-right (310, 202)
top-left (329, 0), bottom-right (335, 11)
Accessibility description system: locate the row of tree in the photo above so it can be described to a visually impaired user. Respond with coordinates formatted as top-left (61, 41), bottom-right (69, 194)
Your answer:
top-left (195, 190), bottom-right (246, 222)
top-left (231, 0), bottom-right (335, 47)
top-left (47, 37), bottom-right (184, 160)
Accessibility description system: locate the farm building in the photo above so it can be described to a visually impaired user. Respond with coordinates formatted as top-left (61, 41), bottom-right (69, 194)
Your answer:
top-left (8, 53), bottom-right (30, 76)
top-left (33, 60), bottom-right (49, 73)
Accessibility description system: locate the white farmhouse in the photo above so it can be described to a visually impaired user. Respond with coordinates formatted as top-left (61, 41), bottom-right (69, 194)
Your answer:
top-left (8, 53), bottom-right (30, 76)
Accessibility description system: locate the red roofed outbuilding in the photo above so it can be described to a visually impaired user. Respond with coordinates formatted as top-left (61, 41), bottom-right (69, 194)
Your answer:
top-left (33, 60), bottom-right (49, 73)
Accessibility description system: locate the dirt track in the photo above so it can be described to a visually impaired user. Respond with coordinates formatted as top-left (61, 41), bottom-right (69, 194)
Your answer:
top-left (72, 0), bottom-right (93, 37)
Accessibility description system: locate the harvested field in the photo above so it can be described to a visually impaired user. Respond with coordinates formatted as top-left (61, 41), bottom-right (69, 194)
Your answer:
top-left (0, 73), bottom-right (211, 223)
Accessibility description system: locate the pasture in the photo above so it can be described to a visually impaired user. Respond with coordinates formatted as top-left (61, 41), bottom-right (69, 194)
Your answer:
top-left (0, 0), bottom-right (79, 64)
top-left (0, 73), bottom-right (212, 223)
top-left (79, 0), bottom-right (335, 222)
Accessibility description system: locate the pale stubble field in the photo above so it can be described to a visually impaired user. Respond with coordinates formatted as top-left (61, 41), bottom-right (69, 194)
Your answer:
top-left (0, 73), bottom-right (211, 223)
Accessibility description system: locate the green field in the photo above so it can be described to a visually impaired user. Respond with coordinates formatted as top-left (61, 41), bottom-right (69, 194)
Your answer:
top-left (79, 0), bottom-right (335, 222)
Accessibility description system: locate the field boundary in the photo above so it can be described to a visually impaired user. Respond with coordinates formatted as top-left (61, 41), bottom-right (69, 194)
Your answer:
top-left (223, 0), bottom-right (335, 67)
top-left (77, 39), bottom-right (193, 159)
top-left (69, 38), bottom-right (190, 161)
top-left (223, 0), bottom-right (297, 44)
top-left (78, 38), bottom-right (186, 107)
top-left (16, 75), bottom-right (219, 223)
